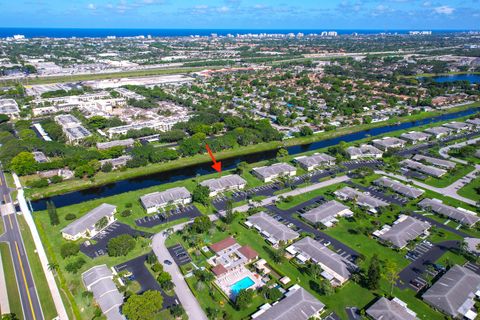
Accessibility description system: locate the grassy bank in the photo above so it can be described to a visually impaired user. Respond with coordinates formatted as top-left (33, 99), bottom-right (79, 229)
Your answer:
top-left (0, 243), bottom-right (23, 319)
top-left (24, 102), bottom-right (480, 200)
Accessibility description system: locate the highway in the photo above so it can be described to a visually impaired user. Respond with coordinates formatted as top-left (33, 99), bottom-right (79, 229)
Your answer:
top-left (0, 168), bottom-right (44, 320)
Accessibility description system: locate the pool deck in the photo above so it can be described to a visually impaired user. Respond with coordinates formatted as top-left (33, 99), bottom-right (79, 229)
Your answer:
top-left (215, 266), bottom-right (263, 299)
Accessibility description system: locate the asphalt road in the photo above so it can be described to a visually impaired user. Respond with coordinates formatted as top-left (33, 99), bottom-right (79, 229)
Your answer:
top-left (0, 168), bottom-right (44, 320)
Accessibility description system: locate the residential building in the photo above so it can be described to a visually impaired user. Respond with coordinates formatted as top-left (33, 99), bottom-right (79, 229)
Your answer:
top-left (106, 118), bottom-right (189, 138)
top-left (200, 174), bottom-right (247, 197)
top-left (97, 138), bottom-right (135, 150)
top-left (423, 265), bottom-right (480, 319)
top-left (374, 176), bottom-right (424, 199)
top-left (366, 297), bottom-right (417, 320)
top-left (0, 98), bottom-right (20, 117)
top-left (252, 163), bottom-right (296, 182)
top-left (346, 144), bottom-right (383, 160)
top-left (334, 186), bottom-right (389, 211)
top-left (400, 159), bottom-right (447, 178)
top-left (140, 187), bottom-right (191, 214)
top-left (294, 153), bottom-right (335, 171)
top-left (418, 198), bottom-right (480, 227)
top-left (400, 131), bottom-right (431, 143)
top-left (464, 238), bottom-right (480, 256)
top-left (246, 211), bottom-right (299, 246)
top-left (32, 151), bottom-right (49, 163)
top-left (55, 114), bottom-right (92, 143)
top-left (373, 215), bottom-right (431, 249)
top-left (251, 285), bottom-right (325, 320)
top-left (82, 265), bottom-right (125, 320)
top-left (61, 203), bottom-right (117, 240)
top-left (412, 154), bottom-right (456, 170)
top-left (301, 200), bottom-right (353, 227)
top-left (466, 118), bottom-right (480, 128)
top-left (424, 126), bottom-right (452, 139)
top-left (208, 237), bottom-right (262, 299)
top-left (99, 155), bottom-right (132, 170)
top-left (372, 137), bottom-right (407, 151)
top-left (286, 237), bottom-right (353, 286)
top-left (442, 121), bottom-right (469, 132)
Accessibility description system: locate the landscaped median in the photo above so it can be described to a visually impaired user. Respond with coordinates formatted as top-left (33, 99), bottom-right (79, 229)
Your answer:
top-left (23, 102), bottom-right (480, 201)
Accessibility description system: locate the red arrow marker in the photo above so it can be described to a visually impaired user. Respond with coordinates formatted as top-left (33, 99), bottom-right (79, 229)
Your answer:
top-left (206, 143), bottom-right (222, 173)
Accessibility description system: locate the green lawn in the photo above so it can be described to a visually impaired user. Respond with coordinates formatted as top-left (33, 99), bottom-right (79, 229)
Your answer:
top-left (276, 183), bottom-right (343, 210)
top-left (457, 177), bottom-right (480, 201)
top-left (421, 165), bottom-right (475, 188)
top-left (0, 243), bottom-right (23, 319)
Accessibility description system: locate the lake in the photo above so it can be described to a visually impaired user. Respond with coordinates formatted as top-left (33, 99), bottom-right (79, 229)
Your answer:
top-left (422, 74), bottom-right (480, 84)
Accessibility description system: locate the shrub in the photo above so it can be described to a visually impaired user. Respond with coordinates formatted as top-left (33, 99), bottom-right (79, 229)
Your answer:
top-left (50, 175), bottom-right (63, 184)
top-left (65, 257), bottom-right (86, 273)
top-left (27, 178), bottom-right (49, 188)
top-left (65, 213), bottom-right (77, 221)
top-left (107, 234), bottom-right (136, 257)
top-left (120, 209), bottom-right (132, 217)
top-left (60, 242), bottom-right (80, 258)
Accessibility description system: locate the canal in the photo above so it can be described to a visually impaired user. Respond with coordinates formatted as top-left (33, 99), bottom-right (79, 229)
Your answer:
top-left (31, 107), bottom-right (480, 210)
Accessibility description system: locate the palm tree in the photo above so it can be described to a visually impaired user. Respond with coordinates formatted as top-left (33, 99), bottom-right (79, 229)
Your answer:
top-left (48, 262), bottom-right (59, 275)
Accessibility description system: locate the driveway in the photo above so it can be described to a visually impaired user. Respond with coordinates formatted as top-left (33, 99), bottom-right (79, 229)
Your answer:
top-left (152, 219), bottom-right (214, 320)
top-left (114, 253), bottom-right (178, 309)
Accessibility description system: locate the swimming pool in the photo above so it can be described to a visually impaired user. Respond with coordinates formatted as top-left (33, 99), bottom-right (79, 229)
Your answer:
top-left (230, 276), bottom-right (255, 295)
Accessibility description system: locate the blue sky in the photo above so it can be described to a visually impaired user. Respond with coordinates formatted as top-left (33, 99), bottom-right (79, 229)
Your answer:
top-left (1, 0), bottom-right (479, 29)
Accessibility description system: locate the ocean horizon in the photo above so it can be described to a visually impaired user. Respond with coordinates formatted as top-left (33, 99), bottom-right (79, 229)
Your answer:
top-left (0, 27), bottom-right (477, 38)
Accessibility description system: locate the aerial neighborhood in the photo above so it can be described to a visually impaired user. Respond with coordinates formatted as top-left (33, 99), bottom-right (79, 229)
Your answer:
top-left (0, 19), bottom-right (480, 320)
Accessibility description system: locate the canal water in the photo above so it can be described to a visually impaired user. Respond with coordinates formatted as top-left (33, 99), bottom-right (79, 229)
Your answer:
top-left (31, 107), bottom-right (480, 210)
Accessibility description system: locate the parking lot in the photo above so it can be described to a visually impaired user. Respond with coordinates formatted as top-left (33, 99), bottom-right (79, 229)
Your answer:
top-left (114, 253), bottom-right (179, 309)
top-left (406, 241), bottom-right (433, 261)
top-left (80, 222), bottom-right (152, 258)
top-left (135, 205), bottom-right (202, 228)
top-left (265, 198), bottom-right (360, 262)
top-left (167, 244), bottom-right (192, 266)
top-left (347, 181), bottom-right (405, 206)
top-left (397, 240), bottom-right (460, 290)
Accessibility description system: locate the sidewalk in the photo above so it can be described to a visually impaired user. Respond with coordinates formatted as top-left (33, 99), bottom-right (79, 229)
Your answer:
top-left (13, 174), bottom-right (69, 320)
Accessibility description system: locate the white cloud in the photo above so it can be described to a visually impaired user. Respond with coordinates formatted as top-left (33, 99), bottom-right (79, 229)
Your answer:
top-left (434, 5), bottom-right (454, 15)
top-left (217, 6), bottom-right (230, 13)
top-left (87, 3), bottom-right (96, 10)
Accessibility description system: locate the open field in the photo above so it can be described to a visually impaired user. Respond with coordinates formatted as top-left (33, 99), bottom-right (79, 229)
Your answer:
top-left (0, 66), bottom-right (216, 86)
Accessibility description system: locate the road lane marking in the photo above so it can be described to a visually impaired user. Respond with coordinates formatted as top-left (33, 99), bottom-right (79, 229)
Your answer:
top-left (14, 241), bottom-right (37, 320)
top-left (8, 214), bottom-right (13, 229)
